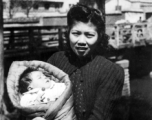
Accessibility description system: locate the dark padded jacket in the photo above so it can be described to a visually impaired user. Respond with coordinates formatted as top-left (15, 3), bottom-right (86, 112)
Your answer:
top-left (47, 51), bottom-right (124, 120)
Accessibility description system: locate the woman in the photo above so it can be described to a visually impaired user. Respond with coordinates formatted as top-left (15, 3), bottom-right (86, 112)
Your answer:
top-left (46, 4), bottom-right (124, 120)
top-left (16, 4), bottom-right (124, 120)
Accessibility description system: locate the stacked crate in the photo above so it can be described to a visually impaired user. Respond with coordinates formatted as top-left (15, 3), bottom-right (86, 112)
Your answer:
top-left (116, 59), bottom-right (130, 96)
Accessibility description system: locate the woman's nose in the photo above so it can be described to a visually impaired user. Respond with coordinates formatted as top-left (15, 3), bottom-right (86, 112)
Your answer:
top-left (77, 35), bottom-right (86, 46)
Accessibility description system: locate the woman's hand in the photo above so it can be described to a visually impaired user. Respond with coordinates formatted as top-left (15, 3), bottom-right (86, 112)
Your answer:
top-left (20, 103), bottom-right (49, 119)
top-left (23, 112), bottom-right (45, 119)
top-left (32, 117), bottom-right (46, 120)
top-left (21, 102), bottom-right (53, 119)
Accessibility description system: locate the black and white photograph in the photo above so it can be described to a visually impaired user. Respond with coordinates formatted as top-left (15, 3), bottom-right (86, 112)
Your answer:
top-left (0, 0), bottom-right (152, 120)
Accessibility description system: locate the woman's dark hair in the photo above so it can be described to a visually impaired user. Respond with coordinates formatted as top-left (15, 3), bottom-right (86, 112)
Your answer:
top-left (18, 68), bottom-right (36, 94)
top-left (65, 4), bottom-right (109, 55)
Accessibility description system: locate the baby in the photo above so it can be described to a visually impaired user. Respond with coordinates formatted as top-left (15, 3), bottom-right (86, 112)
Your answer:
top-left (18, 68), bottom-right (66, 107)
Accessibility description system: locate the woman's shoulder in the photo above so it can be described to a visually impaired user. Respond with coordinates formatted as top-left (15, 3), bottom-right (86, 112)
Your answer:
top-left (50, 51), bottom-right (66, 58)
top-left (94, 55), bottom-right (124, 74)
top-left (95, 56), bottom-right (124, 85)
top-left (95, 55), bottom-right (121, 66)
top-left (47, 51), bottom-right (67, 64)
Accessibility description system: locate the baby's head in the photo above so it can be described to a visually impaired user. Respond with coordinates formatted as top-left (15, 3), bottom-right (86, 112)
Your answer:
top-left (19, 68), bottom-right (52, 94)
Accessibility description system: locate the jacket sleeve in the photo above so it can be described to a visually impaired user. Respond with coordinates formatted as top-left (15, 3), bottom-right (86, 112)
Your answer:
top-left (88, 64), bottom-right (124, 120)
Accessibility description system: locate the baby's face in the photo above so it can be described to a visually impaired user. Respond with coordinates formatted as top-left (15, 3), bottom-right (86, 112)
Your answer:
top-left (28, 71), bottom-right (52, 90)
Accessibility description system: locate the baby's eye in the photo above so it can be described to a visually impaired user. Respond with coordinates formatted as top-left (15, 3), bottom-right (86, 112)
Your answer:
top-left (24, 78), bottom-right (31, 83)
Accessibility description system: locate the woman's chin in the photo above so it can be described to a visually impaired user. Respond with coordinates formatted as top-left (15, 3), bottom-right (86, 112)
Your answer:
top-left (77, 52), bottom-right (91, 59)
top-left (76, 51), bottom-right (86, 57)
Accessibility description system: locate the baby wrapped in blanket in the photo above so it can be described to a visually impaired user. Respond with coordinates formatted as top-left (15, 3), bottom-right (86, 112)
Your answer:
top-left (6, 61), bottom-right (76, 120)
top-left (19, 68), bottom-right (66, 107)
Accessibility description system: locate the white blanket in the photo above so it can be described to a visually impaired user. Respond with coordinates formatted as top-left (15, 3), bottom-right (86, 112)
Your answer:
top-left (20, 81), bottom-right (66, 107)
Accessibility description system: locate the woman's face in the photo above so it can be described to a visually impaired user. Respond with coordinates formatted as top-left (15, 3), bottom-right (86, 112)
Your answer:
top-left (69, 21), bottom-right (99, 58)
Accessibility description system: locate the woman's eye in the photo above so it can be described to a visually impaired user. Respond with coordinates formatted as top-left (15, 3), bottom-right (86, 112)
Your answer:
top-left (86, 34), bottom-right (94, 38)
top-left (72, 32), bottom-right (80, 36)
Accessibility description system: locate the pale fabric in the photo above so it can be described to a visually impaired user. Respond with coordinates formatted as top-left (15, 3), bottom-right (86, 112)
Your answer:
top-left (7, 61), bottom-right (76, 120)
top-left (20, 81), bottom-right (66, 107)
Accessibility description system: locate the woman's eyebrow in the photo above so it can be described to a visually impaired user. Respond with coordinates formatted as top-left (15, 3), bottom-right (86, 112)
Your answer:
top-left (71, 29), bottom-right (80, 32)
top-left (71, 31), bottom-right (82, 34)
top-left (86, 31), bottom-right (95, 33)
top-left (85, 31), bottom-right (96, 34)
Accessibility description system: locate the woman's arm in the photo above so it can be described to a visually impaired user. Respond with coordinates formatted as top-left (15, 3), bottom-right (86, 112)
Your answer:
top-left (88, 65), bottom-right (124, 120)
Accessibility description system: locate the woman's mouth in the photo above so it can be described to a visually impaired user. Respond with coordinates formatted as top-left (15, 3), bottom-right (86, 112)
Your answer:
top-left (76, 47), bottom-right (87, 52)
